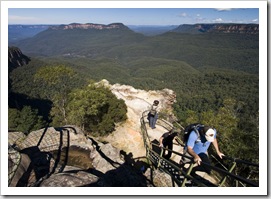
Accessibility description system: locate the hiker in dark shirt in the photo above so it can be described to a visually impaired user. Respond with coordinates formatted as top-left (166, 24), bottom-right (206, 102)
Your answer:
top-left (159, 129), bottom-right (178, 160)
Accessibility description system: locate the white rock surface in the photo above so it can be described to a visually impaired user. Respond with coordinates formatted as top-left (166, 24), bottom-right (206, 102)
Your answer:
top-left (98, 80), bottom-right (180, 161)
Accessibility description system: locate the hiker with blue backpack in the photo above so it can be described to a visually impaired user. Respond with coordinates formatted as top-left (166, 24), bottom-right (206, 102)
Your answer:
top-left (181, 123), bottom-right (224, 175)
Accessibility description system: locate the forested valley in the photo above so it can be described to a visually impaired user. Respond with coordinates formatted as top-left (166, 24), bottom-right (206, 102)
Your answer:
top-left (8, 23), bottom-right (259, 168)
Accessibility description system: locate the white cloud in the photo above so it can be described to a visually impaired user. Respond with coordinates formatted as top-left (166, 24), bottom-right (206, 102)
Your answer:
top-left (195, 14), bottom-right (203, 22)
top-left (214, 8), bottom-right (233, 11)
top-left (9, 15), bottom-right (40, 24)
top-left (252, 19), bottom-right (258, 22)
top-left (179, 12), bottom-right (187, 17)
top-left (213, 18), bottom-right (223, 23)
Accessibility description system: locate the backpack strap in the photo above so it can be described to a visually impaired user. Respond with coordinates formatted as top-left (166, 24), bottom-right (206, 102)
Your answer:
top-left (192, 124), bottom-right (205, 141)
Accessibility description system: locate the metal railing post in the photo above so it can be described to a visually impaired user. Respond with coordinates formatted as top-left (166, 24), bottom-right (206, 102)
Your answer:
top-left (181, 163), bottom-right (194, 187)
top-left (157, 148), bottom-right (164, 168)
top-left (219, 161), bottom-right (236, 187)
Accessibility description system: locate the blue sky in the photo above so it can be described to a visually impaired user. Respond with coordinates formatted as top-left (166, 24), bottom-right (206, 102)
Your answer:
top-left (8, 8), bottom-right (259, 26)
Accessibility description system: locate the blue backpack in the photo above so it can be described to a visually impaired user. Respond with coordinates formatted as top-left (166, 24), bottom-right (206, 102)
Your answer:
top-left (183, 123), bottom-right (204, 144)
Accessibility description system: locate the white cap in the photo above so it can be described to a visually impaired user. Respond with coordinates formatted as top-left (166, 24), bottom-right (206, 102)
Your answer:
top-left (205, 128), bottom-right (215, 142)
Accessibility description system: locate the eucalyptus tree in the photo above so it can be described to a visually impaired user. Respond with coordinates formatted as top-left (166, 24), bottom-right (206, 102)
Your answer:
top-left (34, 65), bottom-right (77, 125)
top-left (66, 83), bottom-right (127, 135)
top-left (8, 106), bottom-right (45, 134)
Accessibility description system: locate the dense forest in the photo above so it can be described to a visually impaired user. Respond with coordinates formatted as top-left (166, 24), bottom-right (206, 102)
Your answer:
top-left (8, 23), bottom-right (259, 169)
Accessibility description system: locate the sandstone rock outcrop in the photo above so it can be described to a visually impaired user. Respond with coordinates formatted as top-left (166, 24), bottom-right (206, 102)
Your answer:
top-left (8, 81), bottom-right (178, 187)
top-left (172, 23), bottom-right (259, 34)
top-left (8, 126), bottom-right (161, 187)
top-left (50, 23), bottom-right (129, 31)
top-left (96, 79), bottom-right (177, 158)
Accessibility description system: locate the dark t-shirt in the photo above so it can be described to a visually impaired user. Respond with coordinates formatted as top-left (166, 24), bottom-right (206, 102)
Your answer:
top-left (162, 132), bottom-right (178, 145)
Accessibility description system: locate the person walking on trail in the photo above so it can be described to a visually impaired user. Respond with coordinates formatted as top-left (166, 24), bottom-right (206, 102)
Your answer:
top-left (159, 129), bottom-right (179, 160)
top-left (181, 124), bottom-right (224, 175)
top-left (148, 100), bottom-right (160, 129)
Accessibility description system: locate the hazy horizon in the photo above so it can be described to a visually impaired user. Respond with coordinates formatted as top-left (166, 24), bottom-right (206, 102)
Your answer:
top-left (8, 22), bottom-right (259, 26)
top-left (8, 8), bottom-right (259, 26)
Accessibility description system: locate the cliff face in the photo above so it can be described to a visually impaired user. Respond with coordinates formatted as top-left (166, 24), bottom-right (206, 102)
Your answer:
top-left (8, 46), bottom-right (31, 72)
top-left (49, 23), bottom-right (130, 30)
top-left (172, 23), bottom-right (259, 34)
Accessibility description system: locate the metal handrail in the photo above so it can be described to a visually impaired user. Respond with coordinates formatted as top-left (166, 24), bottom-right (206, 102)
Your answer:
top-left (222, 156), bottom-right (259, 167)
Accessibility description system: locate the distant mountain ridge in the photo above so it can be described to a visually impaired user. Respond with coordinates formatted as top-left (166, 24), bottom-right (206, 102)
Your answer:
top-left (171, 23), bottom-right (259, 34)
top-left (10, 22), bottom-right (259, 74)
top-left (8, 23), bottom-right (259, 45)
top-left (12, 22), bottom-right (144, 57)
top-left (8, 23), bottom-right (132, 45)
top-left (49, 23), bottom-right (129, 30)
